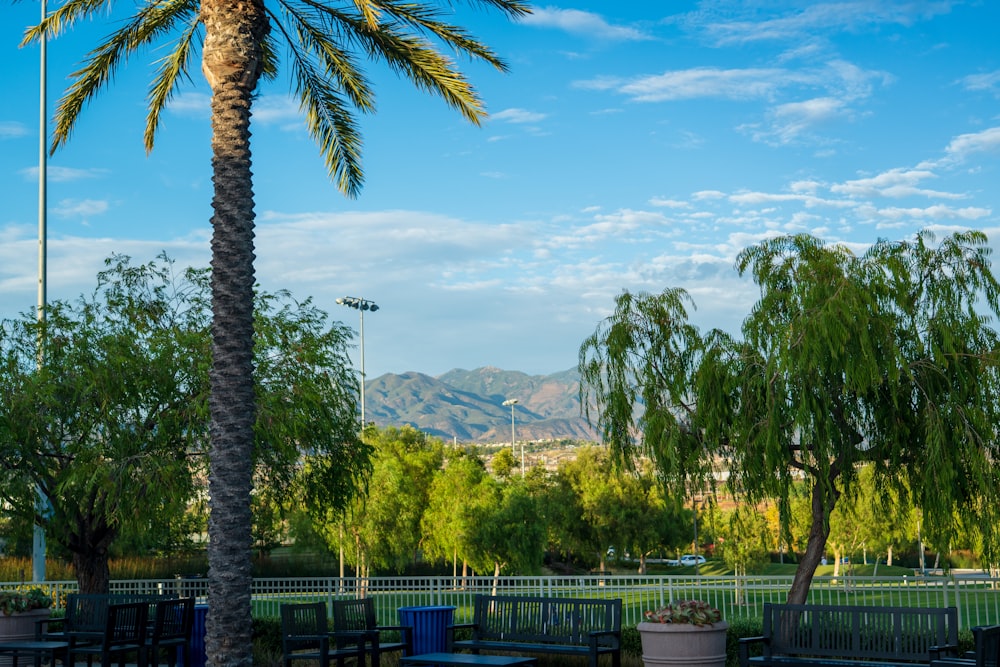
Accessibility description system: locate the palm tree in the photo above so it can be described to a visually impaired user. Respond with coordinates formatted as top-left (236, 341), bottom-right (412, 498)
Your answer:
top-left (22, 1), bottom-right (529, 665)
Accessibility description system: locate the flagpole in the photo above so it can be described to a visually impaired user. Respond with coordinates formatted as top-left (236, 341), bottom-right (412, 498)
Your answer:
top-left (32, 0), bottom-right (48, 584)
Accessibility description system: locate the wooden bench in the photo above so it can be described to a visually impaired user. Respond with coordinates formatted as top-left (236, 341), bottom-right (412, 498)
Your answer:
top-left (930, 625), bottom-right (1000, 667)
top-left (447, 595), bottom-right (621, 667)
top-left (739, 604), bottom-right (960, 667)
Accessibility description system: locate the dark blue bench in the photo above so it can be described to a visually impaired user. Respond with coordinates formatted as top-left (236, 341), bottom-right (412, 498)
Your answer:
top-left (739, 604), bottom-right (960, 667)
top-left (447, 595), bottom-right (621, 667)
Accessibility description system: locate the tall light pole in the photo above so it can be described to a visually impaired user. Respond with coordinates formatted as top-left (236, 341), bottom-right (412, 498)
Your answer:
top-left (502, 398), bottom-right (521, 475)
top-left (33, 0), bottom-right (49, 584)
top-left (336, 296), bottom-right (378, 428)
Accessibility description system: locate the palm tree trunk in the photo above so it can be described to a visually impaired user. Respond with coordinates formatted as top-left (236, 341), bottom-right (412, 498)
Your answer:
top-left (200, 2), bottom-right (267, 666)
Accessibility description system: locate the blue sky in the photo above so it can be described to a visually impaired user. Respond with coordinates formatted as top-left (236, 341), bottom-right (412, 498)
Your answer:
top-left (2, 1), bottom-right (1000, 379)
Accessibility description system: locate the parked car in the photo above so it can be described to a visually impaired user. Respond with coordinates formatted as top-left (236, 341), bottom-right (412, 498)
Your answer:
top-left (680, 554), bottom-right (706, 566)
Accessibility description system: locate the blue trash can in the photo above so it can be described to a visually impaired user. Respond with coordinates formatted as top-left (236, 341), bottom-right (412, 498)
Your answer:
top-left (187, 604), bottom-right (208, 667)
top-left (398, 606), bottom-right (456, 655)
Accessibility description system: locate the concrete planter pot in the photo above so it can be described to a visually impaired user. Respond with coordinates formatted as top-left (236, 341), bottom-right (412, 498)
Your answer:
top-left (636, 620), bottom-right (729, 667)
top-left (0, 608), bottom-right (52, 667)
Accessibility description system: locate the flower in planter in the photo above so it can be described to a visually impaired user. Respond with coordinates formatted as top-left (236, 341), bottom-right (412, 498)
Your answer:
top-left (0, 587), bottom-right (53, 616)
top-left (643, 599), bottom-right (722, 626)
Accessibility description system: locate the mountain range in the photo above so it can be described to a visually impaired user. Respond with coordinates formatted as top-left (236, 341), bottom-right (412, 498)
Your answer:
top-left (364, 367), bottom-right (599, 443)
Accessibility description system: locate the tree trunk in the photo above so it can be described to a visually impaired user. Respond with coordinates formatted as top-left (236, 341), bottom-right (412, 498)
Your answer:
top-left (67, 518), bottom-right (116, 594)
top-left (786, 476), bottom-right (840, 604)
top-left (200, 0), bottom-right (267, 666)
top-left (61, 493), bottom-right (117, 594)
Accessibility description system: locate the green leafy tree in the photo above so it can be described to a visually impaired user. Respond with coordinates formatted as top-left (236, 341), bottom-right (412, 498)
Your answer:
top-left (546, 446), bottom-right (687, 572)
top-left (828, 465), bottom-right (916, 571)
top-left (718, 506), bottom-right (770, 602)
top-left (311, 425), bottom-right (443, 577)
top-left (580, 230), bottom-right (1000, 604)
top-left (466, 476), bottom-right (545, 586)
top-left (421, 450), bottom-right (489, 579)
top-left (24, 0), bottom-right (529, 663)
top-left (0, 254), bottom-right (368, 592)
top-left (612, 461), bottom-right (690, 574)
top-left (491, 447), bottom-right (518, 479)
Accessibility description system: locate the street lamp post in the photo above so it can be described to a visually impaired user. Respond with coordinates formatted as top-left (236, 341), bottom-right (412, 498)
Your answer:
top-left (336, 296), bottom-right (379, 428)
top-left (502, 398), bottom-right (521, 475)
top-left (33, 0), bottom-right (48, 584)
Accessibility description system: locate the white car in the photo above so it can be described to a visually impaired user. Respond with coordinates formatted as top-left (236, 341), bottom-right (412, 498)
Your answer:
top-left (680, 554), bottom-right (706, 566)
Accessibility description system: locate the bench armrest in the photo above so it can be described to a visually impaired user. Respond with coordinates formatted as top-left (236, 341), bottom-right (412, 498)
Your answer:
top-left (35, 617), bottom-right (62, 640)
top-left (739, 636), bottom-right (768, 667)
top-left (447, 623), bottom-right (476, 651)
top-left (376, 624), bottom-right (413, 651)
top-left (929, 643), bottom-right (960, 661)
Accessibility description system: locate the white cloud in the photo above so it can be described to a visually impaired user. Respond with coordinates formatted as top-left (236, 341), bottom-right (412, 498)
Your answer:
top-left (52, 199), bottom-right (110, 218)
top-left (876, 205), bottom-right (990, 221)
top-left (728, 191), bottom-right (855, 209)
top-left (167, 92), bottom-right (211, 117)
top-left (649, 198), bottom-right (689, 209)
top-left (521, 7), bottom-right (652, 41)
top-left (491, 108), bottom-right (548, 124)
top-left (748, 96), bottom-right (849, 144)
top-left (578, 60), bottom-right (886, 112)
top-left (251, 96), bottom-right (302, 125)
top-left (0, 121), bottom-right (28, 139)
top-left (959, 70), bottom-right (1000, 96)
top-left (943, 126), bottom-right (1000, 162)
top-left (581, 67), bottom-right (787, 102)
top-left (692, 190), bottom-right (726, 200)
top-left (19, 166), bottom-right (108, 182)
top-left (831, 168), bottom-right (962, 199)
top-left (694, 2), bottom-right (954, 46)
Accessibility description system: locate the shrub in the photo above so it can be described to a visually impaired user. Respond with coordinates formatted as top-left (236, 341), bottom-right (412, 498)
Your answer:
top-left (0, 587), bottom-right (53, 615)
top-left (644, 599), bottom-right (722, 626)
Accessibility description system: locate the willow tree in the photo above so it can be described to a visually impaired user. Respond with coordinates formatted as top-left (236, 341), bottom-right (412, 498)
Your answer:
top-left (23, 1), bottom-right (528, 664)
top-left (580, 230), bottom-right (1000, 603)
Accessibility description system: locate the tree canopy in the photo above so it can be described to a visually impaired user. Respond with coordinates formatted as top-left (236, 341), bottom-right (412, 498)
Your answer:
top-left (580, 230), bottom-right (1000, 602)
top-left (0, 254), bottom-right (370, 592)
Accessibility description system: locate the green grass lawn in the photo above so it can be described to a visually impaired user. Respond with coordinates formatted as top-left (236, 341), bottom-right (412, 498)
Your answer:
top-left (621, 560), bottom-right (917, 577)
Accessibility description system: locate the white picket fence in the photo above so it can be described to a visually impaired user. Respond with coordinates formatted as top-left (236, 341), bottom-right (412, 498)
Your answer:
top-left (13, 573), bottom-right (1000, 630)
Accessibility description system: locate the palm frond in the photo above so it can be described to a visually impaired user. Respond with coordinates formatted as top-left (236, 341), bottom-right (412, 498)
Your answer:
top-left (358, 22), bottom-right (489, 125)
top-left (452, 0), bottom-right (531, 19)
top-left (20, 0), bottom-right (115, 46)
top-left (274, 0), bottom-right (374, 111)
top-left (50, 0), bottom-right (197, 151)
top-left (144, 1), bottom-right (201, 152)
top-left (268, 2), bottom-right (372, 195)
top-left (304, 6), bottom-right (488, 125)
top-left (373, 0), bottom-right (514, 71)
top-left (351, 0), bottom-right (383, 28)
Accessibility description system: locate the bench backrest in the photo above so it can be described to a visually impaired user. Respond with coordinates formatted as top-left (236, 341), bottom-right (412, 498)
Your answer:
top-left (971, 625), bottom-right (1000, 667)
top-left (333, 598), bottom-right (377, 634)
top-left (471, 595), bottom-right (621, 647)
top-left (65, 593), bottom-right (178, 634)
top-left (280, 601), bottom-right (328, 654)
top-left (762, 604), bottom-right (958, 662)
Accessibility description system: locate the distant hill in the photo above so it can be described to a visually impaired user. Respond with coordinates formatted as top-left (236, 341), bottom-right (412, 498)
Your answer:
top-left (365, 367), bottom-right (598, 443)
